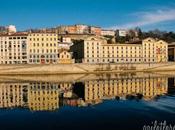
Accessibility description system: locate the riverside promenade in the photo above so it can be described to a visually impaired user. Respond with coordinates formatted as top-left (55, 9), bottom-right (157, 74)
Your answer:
top-left (0, 62), bottom-right (175, 75)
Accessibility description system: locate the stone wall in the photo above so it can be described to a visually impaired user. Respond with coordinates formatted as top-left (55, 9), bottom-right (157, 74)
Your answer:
top-left (0, 63), bottom-right (175, 75)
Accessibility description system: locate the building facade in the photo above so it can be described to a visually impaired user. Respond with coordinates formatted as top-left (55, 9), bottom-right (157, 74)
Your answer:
top-left (116, 29), bottom-right (127, 37)
top-left (58, 50), bottom-right (74, 64)
top-left (0, 33), bottom-right (28, 64)
top-left (7, 25), bottom-right (17, 33)
top-left (76, 24), bottom-right (89, 34)
top-left (71, 36), bottom-right (168, 63)
top-left (89, 26), bottom-right (101, 36)
top-left (27, 33), bottom-right (59, 64)
top-left (101, 30), bottom-right (115, 36)
top-left (143, 38), bottom-right (168, 62)
top-left (57, 24), bottom-right (101, 35)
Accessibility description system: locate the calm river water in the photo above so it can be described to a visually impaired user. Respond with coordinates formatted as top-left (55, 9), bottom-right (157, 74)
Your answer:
top-left (0, 72), bottom-right (175, 130)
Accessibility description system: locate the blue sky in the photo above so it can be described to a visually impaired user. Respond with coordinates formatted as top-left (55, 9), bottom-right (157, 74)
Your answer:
top-left (0, 0), bottom-right (175, 31)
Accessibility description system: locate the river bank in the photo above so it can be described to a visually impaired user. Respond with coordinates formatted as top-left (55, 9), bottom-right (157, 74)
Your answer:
top-left (0, 63), bottom-right (175, 75)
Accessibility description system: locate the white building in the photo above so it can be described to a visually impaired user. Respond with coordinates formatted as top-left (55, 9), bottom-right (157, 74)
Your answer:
top-left (0, 33), bottom-right (28, 64)
top-left (75, 24), bottom-right (89, 34)
top-left (7, 25), bottom-right (17, 33)
top-left (101, 30), bottom-right (115, 36)
top-left (117, 29), bottom-right (127, 37)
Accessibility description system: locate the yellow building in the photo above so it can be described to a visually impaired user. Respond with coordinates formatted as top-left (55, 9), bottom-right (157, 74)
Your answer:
top-left (27, 33), bottom-right (58, 64)
top-left (58, 50), bottom-right (74, 64)
top-left (143, 38), bottom-right (168, 62)
top-left (83, 36), bottom-right (142, 63)
top-left (71, 36), bottom-right (168, 63)
top-left (0, 33), bottom-right (28, 64)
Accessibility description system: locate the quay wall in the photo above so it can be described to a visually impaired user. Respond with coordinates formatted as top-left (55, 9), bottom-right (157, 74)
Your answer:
top-left (0, 63), bottom-right (175, 75)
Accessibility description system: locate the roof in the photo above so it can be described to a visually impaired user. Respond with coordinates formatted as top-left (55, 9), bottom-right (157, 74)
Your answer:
top-left (143, 37), bottom-right (156, 42)
top-left (102, 43), bottom-right (142, 46)
top-left (0, 32), bottom-right (28, 37)
top-left (28, 32), bottom-right (57, 34)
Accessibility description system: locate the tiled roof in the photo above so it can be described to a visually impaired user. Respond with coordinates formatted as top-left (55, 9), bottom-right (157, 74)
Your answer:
top-left (0, 32), bottom-right (28, 37)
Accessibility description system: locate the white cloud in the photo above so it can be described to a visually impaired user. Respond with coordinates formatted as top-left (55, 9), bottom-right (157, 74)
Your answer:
top-left (109, 9), bottom-right (175, 29)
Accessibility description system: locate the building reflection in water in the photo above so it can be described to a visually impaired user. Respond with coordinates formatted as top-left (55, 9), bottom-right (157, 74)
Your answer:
top-left (0, 75), bottom-right (174, 111)
top-left (0, 83), bottom-right (28, 108)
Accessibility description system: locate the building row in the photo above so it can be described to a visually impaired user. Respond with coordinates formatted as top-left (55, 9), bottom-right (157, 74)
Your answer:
top-left (0, 32), bottom-right (168, 64)
top-left (27, 24), bottom-right (116, 36)
top-left (0, 33), bottom-right (74, 64)
top-left (71, 36), bottom-right (168, 63)
top-left (55, 24), bottom-right (102, 36)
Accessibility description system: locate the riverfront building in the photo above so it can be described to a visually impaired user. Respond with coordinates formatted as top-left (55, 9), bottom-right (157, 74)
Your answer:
top-left (27, 33), bottom-right (59, 64)
top-left (0, 32), bottom-right (168, 65)
top-left (71, 36), bottom-right (168, 63)
top-left (0, 32), bottom-right (74, 64)
top-left (0, 33), bottom-right (28, 64)
top-left (58, 50), bottom-right (74, 64)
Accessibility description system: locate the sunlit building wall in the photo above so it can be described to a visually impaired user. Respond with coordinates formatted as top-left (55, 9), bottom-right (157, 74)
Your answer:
top-left (0, 33), bottom-right (28, 64)
top-left (27, 33), bottom-right (58, 64)
top-left (71, 36), bottom-right (168, 63)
